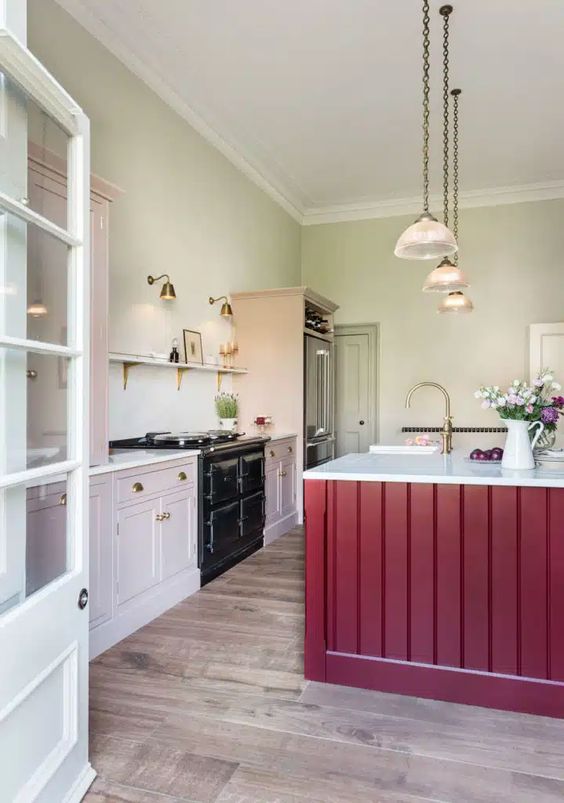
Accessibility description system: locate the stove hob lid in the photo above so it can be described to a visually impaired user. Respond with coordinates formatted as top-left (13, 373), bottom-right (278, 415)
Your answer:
top-left (149, 431), bottom-right (240, 446)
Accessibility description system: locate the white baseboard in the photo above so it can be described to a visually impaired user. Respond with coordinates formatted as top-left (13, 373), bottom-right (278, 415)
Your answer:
top-left (264, 510), bottom-right (299, 545)
top-left (89, 568), bottom-right (200, 659)
top-left (63, 764), bottom-right (96, 803)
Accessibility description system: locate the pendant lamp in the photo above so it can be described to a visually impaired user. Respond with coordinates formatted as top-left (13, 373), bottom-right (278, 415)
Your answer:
top-left (437, 88), bottom-right (473, 313)
top-left (394, 1), bottom-right (457, 260)
top-left (437, 291), bottom-right (474, 313)
top-left (422, 8), bottom-right (469, 292)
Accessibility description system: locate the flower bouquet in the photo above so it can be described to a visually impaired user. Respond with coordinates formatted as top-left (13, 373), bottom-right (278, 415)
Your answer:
top-left (475, 369), bottom-right (563, 468)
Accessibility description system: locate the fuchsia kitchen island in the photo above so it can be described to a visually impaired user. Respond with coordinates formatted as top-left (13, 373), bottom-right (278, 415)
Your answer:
top-left (304, 451), bottom-right (564, 718)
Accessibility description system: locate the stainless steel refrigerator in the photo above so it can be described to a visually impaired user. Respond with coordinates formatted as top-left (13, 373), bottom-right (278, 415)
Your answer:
top-left (304, 334), bottom-right (335, 469)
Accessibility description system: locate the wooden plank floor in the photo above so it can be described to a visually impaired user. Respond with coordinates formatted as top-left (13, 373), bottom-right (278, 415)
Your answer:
top-left (85, 528), bottom-right (564, 803)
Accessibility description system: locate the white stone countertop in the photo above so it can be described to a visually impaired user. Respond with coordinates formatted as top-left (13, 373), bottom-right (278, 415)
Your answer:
top-left (266, 433), bottom-right (298, 442)
top-left (303, 450), bottom-right (564, 488)
top-left (89, 449), bottom-right (200, 476)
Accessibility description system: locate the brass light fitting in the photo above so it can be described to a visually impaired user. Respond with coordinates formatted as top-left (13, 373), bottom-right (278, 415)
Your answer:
top-left (147, 274), bottom-right (176, 300)
top-left (209, 295), bottom-right (233, 318)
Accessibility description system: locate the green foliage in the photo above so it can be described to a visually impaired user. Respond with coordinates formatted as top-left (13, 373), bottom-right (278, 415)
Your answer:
top-left (215, 392), bottom-right (238, 418)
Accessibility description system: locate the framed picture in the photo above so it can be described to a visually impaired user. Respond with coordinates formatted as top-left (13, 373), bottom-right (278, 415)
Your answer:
top-left (183, 329), bottom-right (203, 365)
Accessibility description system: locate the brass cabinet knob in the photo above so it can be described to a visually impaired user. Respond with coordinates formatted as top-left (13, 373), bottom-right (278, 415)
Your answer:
top-left (288, 446), bottom-right (293, 453)
top-left (164, 512), bottom-right (171, 520)
top-left (280, 470), bottom-right (288, 478)
top-left (156, 513), bottom-right (165, 522)
top-left (58, 493), bottom-right (67, 506)
top-left (178, 471), bottom-right (187, 481)
top-left (132, 482), bottom-right (144, 493)
top-left (269, 450), bottom-right (275, 458)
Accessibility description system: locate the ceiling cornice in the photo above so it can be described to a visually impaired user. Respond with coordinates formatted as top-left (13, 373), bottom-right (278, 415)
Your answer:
top-left (54, 1), bottom-right (564, 230)
top-left (54, 0), bottom-right (305, 223)
top-left (302, 180), bottom-right (564, 226)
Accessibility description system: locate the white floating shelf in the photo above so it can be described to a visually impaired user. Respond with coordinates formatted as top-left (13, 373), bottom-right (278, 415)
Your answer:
top-left (109, 352), bottom-right (247, 390)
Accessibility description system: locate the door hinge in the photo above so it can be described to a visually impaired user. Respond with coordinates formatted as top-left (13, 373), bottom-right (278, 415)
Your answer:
top-left (116, 522), bottom-right (120, 535)
top-left (100, 216), bottom-right (104, 230)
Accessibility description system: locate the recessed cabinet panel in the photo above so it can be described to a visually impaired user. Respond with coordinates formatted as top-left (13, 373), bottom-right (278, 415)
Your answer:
top-left (117, 500), bottom-right (160, 606)
top-left (264, 464), bottom-right (281, 525)
top-left (89, 477), bottom-right (113, 628)
top-left (161, 490), bottom-right (196, 581)
top-left (280, 457), bottom-right (296, 517)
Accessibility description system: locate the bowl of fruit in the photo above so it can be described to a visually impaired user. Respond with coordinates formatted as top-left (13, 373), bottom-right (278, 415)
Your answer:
top-left (468, 447), bottom-right (504, 463)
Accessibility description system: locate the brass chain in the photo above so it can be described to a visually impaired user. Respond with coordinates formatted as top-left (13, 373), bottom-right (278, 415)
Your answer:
top-left (422, 0), bottom-right (431, 213)
top-left (451, 88), bottom-right (461, 263)
top-left (441, 8), bottom-right (451, 228)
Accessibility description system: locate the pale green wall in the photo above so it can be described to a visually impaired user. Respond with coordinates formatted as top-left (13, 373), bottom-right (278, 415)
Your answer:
top-left (28, 0), bottom-right (301, 437)
top-left (302, 201), bottom-right (564, 446)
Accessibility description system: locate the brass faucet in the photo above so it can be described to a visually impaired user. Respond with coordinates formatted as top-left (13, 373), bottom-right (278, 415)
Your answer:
top-left (405, 382), bottom-right (453, 455)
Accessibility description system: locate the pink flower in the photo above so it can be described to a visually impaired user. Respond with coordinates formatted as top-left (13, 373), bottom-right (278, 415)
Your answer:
top-left (526, 404), bottom-right (534, 414)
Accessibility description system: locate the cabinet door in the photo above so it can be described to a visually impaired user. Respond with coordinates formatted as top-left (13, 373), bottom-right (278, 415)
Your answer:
top-left (280, 457), bottom-right (297, 517)
top-left (264, 462), bottom-right (281, 525)
top-left (117, 499), bottom-right (160, 606)
top-left (26, 483), bottom-right (67, 597)
top-left (89, 477), bottom-right (113, 628)
top-left (161, 489), bottom-right (197, 580)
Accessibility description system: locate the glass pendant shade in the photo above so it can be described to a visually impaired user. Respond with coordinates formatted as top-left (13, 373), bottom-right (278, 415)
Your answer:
top-left (27, 299), bottom-right (48, 317)
top-left (394, 213), bottom-right (458, 261)
top-left (422, 257), bottom-right (469, 293)
top-left (437, 291), bottom-right (473, 314)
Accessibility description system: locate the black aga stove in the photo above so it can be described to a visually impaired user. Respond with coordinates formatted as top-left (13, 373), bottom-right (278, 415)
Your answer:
top-left (109, 431), bottom-right (269, 584)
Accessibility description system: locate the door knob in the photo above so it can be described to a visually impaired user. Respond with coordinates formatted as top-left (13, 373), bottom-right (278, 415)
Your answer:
top-left (359, 420), bottom-right (365, 425)
top-left (78, 588), bottom-right (89, 610)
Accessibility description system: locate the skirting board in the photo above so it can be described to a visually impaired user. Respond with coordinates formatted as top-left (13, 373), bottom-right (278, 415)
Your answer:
top-left (63, 765), bottom-right (96, 803)
top-left (264, 511), bottom-right (299, 545)
top-left (89, 567), bottom-right (200, 659)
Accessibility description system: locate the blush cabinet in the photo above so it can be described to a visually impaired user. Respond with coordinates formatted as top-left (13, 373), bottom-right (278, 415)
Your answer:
top-left (89, 475), bottom-right (113, 629)
top-left (264, 437), bottom-right (298, 544)
top-left (88, 457), bottom-right (200, 659)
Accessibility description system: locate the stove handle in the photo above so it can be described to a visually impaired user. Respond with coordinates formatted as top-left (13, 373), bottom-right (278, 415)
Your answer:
top-left (205, 520), bottom-right (214, 554)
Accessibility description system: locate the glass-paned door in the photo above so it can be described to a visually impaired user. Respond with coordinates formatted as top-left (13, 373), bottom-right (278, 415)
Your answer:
top-left (0, 13), bottom-right (93, 802)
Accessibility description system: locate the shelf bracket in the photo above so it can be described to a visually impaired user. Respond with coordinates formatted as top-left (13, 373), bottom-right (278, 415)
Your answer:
top-left (176, 366), bottom-right (190, 390)
top-left (217, 371), bottom-right (224, 392)
top-left (122, 362), bottom-right (134, 390)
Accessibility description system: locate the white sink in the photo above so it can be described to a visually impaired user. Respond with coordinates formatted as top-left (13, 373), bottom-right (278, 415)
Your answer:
top-left (369, 444), bottom-right (439, 455)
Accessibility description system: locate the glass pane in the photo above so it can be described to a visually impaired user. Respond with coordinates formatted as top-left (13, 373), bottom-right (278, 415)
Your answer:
top-left (0, 478), bottom-right (69, 617)
top-left (0, 349), bottom-right (69, 474)
top-left (0, 71), bottom-right (69, 220)
top-left (0, 215), bottom-right (69, 346)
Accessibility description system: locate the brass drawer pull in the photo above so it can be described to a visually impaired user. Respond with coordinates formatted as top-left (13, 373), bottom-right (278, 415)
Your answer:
top-left (58, 493), bottom-right (67, 506)
top-left (269, 450), bottom-right (276, 458)
top-left (178, 471), bottom-right (187, 481)
top-left (132, 482), bottom-right (144, 493)
top-left (156, 513), bottom-right (165, 522)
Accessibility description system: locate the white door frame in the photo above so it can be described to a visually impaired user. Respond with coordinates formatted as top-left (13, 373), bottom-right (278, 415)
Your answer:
top-left (334, 323), bottom-right (380, 450)
top-left (0, 17), bottom-right (93, 803)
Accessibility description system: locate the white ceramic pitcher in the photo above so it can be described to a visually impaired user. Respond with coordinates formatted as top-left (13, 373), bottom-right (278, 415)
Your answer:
top-left (501, 419), bottom-right (544, 470)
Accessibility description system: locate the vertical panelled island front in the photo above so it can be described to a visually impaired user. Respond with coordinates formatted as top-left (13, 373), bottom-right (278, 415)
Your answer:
top-left (304, 451), bottom-right (564, 718)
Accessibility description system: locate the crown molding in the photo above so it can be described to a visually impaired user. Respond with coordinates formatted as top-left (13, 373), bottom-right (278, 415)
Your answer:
top-left (52, 2), bottom-right (564, 231)
top-left (302, 180), bottom-right (564, 226)
top-left (54, 0), bottom-right (305, 223)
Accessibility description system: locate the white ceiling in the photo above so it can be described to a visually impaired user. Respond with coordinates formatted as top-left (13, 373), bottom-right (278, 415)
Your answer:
top-left (55, 0), bottom-right (564, 223)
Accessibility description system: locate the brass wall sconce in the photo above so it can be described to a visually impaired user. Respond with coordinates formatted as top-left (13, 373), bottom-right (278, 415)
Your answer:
top-left (147, 274), bottom-right (176, 300)
top-left (209, 295), bottom-right (233, 318)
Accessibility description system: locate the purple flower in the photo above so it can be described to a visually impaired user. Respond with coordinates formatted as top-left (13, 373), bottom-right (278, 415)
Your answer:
top-left (552, 396), bottom-right (564, 410)
top-left (541, 407), bottom-right (559, 424)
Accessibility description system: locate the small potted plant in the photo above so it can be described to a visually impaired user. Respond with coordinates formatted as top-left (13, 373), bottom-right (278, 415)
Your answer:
top-left (215, 392), bottom-right (238, 432)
